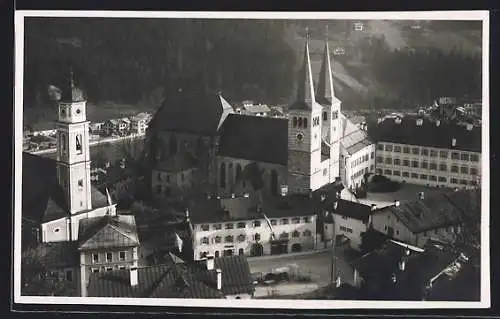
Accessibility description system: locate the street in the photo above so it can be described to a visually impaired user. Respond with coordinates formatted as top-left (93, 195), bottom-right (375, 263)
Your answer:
top-left (247, 248), bottom-right (356, 288)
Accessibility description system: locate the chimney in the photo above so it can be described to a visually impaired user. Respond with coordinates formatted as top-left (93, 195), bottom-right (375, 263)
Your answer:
top-left (399, 259), bottom-right (406, 271)
top-left (216, 196), bottom-right (221, 200)
top-left (216, 268), bottom-right (222, 290)
top-left (416, 118), bottom-right (423, 126)
top-left (394, 117), bottom-right (402, 124)
top-left (231, 193), bottom-right (235, 198)
top-left (452, 138), bottom-right (457, 147)
top-left (394, 200), bottom-right (400, 207)
top-left (280, 184), bottom-right (288, 197)
top-left (371, 204), bottom-right (377, 211)
top-left (436, 120), bottom-right (441, 127)
top-left (418, 192), bottom-right (425, 200)
top-left (206, 254), bottom-right (215, 270)
top-left (130, 267), bottom-right (138, 287)
top-left (466, 123), bottom-right (473, 131)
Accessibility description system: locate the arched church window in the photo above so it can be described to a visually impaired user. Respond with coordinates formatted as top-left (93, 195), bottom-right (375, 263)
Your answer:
top-left (75, 134), bottom-right (82, 154)
top-left (220, 163), bottom-right (226, 188)
top-left (298, 117), bottom-right (303, 128)
top-left (236, 164), bottom-right (242, 180)
top-left (323, 111), bottom-right (328, 121)
top-left (293, 117), bottom-right (298, 128)
top-left (303, 118), bottom-right (308, 128)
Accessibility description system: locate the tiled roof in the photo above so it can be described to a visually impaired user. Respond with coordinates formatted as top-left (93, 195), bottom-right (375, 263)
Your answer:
top-left (78, 215), bottom-right (139, 251)
top-left (22, 152), bottom-right (110, 224)
top-left (148, 92), bottom-right (234, 135)
top-left (333, 199), bottom-right (373, 223)
top-left (31, 241), bottom-right (80, 269)
top-left (443, 189), bottom-right (481, 222)
top-left (339, 114), bottom-right (373, 155)
top-left (380, 192), bottom-right (464, 234)
top-left (370, 116), bottom-right (481, 152)
top-left (217, 114), bottom-right (288, 165)
top-left (153, 151), bottom-right (198, 173)
top-left (87, 263), bottom-right (224, 298)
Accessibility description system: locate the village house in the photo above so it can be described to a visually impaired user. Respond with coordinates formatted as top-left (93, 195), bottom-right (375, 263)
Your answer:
top-left (87, 253), bottom-right (255, 299)
top-left (89, 122), bottom-right (104, 134)
top-left (130, 112), bottom-right (151, 135)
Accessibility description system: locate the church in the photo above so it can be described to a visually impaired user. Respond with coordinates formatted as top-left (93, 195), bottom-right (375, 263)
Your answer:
top-left (146, 38), bottom-right (375, 200)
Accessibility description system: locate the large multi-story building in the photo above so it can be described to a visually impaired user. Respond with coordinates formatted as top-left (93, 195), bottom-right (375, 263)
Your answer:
top-left (370, 116), bottom-right (481, 189)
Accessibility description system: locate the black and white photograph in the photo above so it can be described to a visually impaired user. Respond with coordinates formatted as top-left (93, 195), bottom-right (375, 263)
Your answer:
top-left (13, 10), bottom-right (489, 309)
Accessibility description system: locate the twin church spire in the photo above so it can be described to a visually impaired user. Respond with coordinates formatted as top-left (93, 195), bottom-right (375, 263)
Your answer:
top-left (293, 26), bottom-right (336, 109)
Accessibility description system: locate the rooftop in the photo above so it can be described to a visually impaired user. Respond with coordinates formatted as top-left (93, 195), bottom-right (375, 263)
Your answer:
top-left (339, 114), bottom-right (373, 155)
top-left (332, 199), bottom-right (373, 223)
top-left (217, 114), bottom-right (288, 165)
top-left (243, 104), bottom-right (271, 114)
top-left (22, 152), bottom-right (109, 225)
top-left (370, 116), bottom-right (481, 153)
top-left (78, 215), bottom-right (139, 251)
top-left (28, 241), bottom-right (80, 269)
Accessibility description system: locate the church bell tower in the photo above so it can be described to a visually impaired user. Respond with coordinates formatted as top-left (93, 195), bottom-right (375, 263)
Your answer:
top-left (55, 68), bottom-right (93, 215)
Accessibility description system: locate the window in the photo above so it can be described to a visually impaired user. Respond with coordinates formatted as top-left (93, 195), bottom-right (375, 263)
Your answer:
top-left (385, 144), bottom-right (393, 152)
top-left (323, 111), bottom-right (328, 121)
top-left (394, 158), bottom-right (401, 165)
top-left (451, 178), bottom-right (458, 184)
top-left (394, 145), bottom-right (401, 153)
top-left (430, 150), bottom-right (438, 157)
top-left (66, 270), bottom-right (73, 281)
top-left (238, 234), bottom-right (246, 242)
top-left (440, 151), bottom-right (448, 158)
top-left (238, 248), bottom-right (244, 255)
top-left (370, 165), bottom-right (374, 171)
top-left (215, 251), bottom-right (220, 258)
top-left (225, 235), bottom-right (234, 243)
top-left (385, 157), bottom-right (392, 165)
top-left (451, 152), bottom-right (460, 160)
top-left (376, 168), bottom-right (383, 174)
top-left (421, 149), bottom-right (429, 156)
top-left (201, 224), bottom-right (210, 231)
top-left (303, 230), bottom-right (312, 237)
top-left (460, 179), bottom-right (468, 185)
top-left (213, 224), bottom-right (222, 230)
top-left (412, 160), bottom-right (419, 168)
top-left (303, 217), bottom-right (311, 223)
top-left (253, 220), bottom-right (261, 227)
top-left (371, 152), bottom-right (375, 159)
top-left (342, 216), bottom-right (349, 220)
top-left (293, 117), bottom-right (298, 128)
top-left (470, 154), bottom-right (479, 162)
top-left (377, 156), bottom-right (383, 164)
top-left (403, 159), bottom-right (410, 167)
top-left (303, 118), bottom-right (308, 128)
top-left (292, 230), bottom-right (300, 238)
top-left (339, 226), bottom-right (353, 233)
top-left (461, 153), bottom-right (469, 161)
top-left (254, 233), bottom-right (261, 241)
top-left (393, 170), bottom-right (401, 176)
top-left (271, 219), bottom-right (277, 226)
top-left (429, 175), bottom-right (437, 181)
top-left (403, 146), bottom-right (410, 154)
top-left (377, 143), bottom-right (384, 151)
top-left (412, 147), bottom-right (419, 155)
top-left (214, 236), bottom-right (222, 243)
top-left (439, 163), bottom-right (447, 171)
top-left (470, 168), bottom-right (478, 175)
top-left (438, 176), bottom-right (447, 182)
top-left (223, 249), bottom-right (234, 257)
top-left (106, 267), bottom-right (113, 272)
top-left (119, 251), bottom-right (126, 261)
top-left (411, 173), bottom-right (418, 178)
top-left (279, 232), bottom-right (289, 239)
top-left (75, 134), bottom-right (83, 154)
top-left (92, 268), bottom-right (100, 273)
top-left (281, 218), bottom-right (289, 225)
top-left (292, 217), bottom-right (301, 224)
top-left (92, 253), bottom-right (99, 263)
top-left (225, 223), bottom-right (234, 229)
top-left (430, 163), bottom-right (437, 170)
top-left (420, 174), bottom-right (428, 180)
top-left (451, 165), bottom-right (459, 173)
top-left (200, 252), bottom-right (208, 259)
top-left (460, 166), bottom-right (469, 174)
top-left (118, 265), bottom-right (126, 270)
top-left (384, 169), bottom-right (392, 175)
top-left (422, 161), bottom-right (429, 169)
top-left (237, 222), bottom-right (246, 229)
top-left (402, 171), bottom-right (409, 177)
top-left (201, 237), bottom-right (209, 245)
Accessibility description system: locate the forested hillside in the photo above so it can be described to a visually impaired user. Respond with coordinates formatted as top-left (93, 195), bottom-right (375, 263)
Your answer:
top-left (23, 18), bottom-right (482, 124)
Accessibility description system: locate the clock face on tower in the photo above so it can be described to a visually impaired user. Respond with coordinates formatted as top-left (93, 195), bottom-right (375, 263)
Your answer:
top-left (296, 132), bottom-right (304, 143)
top-left (76, 108), bottom-right (81, 114)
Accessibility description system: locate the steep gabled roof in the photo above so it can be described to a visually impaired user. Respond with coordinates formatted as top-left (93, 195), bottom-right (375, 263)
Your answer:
top-left (290, 41), bottom-right (321, 112)
top-left (339, 113), bottom-right (373, 155)
top-left (148, 91), bottom-right (234, 135)
top-left (78, 215), bottom-right (139, 251)
top-left (316, 41), bottom-right (336, 106)
top-left (333, 199), bottom-right (373, 223)
top-left (217, 114), bottom-right (288, 165)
